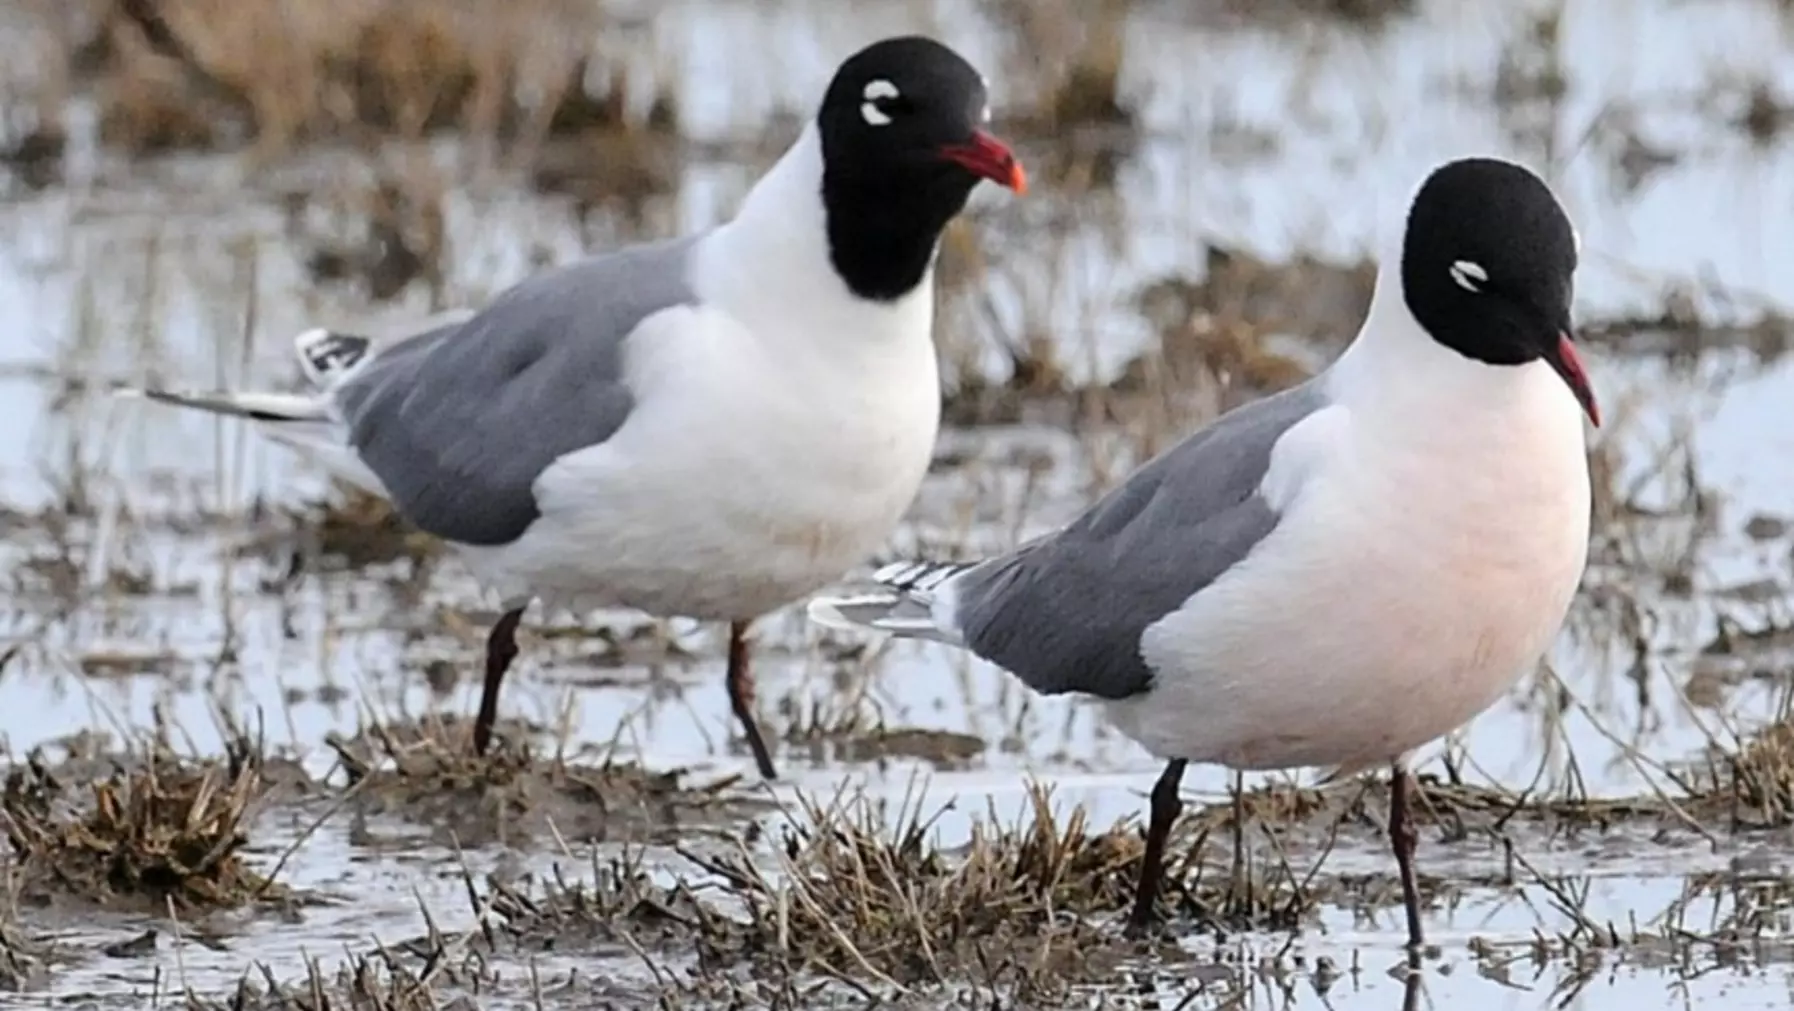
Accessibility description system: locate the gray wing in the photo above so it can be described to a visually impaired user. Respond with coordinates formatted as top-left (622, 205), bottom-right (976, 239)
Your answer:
top-left (332, 234), bottom-right (702, 546)
top-left (948, 379), bottom-right (1329, 700)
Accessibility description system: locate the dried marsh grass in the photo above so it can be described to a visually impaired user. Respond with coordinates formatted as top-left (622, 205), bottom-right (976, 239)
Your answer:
top-left (684, 783), bottom-right (1305, 988)
top-left (189, 951), bottom-right (449, 1011)
top-left (0, 743), bottom-right (281, 910)
top-left (1681, 712), bottom-right (1794, 829)
top-left (482, 847), bottom-right (742, 954)
top-left (325, 712), bottom-right (757, 846)
top-left (29, 0), bottom-right (673, 156)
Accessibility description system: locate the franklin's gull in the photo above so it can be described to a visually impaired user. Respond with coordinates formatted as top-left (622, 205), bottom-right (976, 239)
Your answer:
top-left (808, 156), bottom-right (1598, 945)
top-left (124, 35), bottom-right (1026, 779)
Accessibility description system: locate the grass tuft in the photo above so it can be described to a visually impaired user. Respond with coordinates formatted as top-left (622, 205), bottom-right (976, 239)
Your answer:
top-left (325, 712), bottom-right (760, 847)
top-left (1, 742), bottom-right (281, 910)
top-left (684, 782), bottom-right (1311, 988)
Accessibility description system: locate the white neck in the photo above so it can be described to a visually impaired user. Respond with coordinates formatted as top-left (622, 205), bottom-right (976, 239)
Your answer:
top-left (694, 123), bottom-right (936, 347)
top-left (1324, 237), bottom-right (1581, 433)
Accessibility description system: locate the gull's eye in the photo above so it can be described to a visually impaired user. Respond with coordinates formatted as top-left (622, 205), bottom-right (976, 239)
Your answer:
top-left (1449, 259), bottom-right (1488, 293)
top-left (860, 79), bottom-right (903, 127)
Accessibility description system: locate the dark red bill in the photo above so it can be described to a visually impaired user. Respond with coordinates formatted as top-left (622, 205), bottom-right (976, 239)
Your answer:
top-left (1545, 332), bottom-right (1599, 427)
top-left (938, 130), bottom-right (1027, 194)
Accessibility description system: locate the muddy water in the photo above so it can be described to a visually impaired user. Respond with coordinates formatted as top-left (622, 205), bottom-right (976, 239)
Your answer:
top-left (3, 0), bottom-right (1794, 1008)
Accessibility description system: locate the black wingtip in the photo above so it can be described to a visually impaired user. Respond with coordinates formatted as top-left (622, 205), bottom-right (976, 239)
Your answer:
top-left (134, 388), bottom-right (302, 422)
top-left (871, 559), bottom-right (980, 595)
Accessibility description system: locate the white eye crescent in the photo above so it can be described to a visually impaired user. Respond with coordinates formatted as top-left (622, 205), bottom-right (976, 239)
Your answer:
top-left (1449, 260), bottom-right (1488, 293)
top-left (861, 79), bottom-right (900, 126)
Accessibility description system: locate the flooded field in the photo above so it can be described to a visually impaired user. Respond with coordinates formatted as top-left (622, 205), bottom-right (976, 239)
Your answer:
top-left (2, 0), bottom-right (1793, 1007)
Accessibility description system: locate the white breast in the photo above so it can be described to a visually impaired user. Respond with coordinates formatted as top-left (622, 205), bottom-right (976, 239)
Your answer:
top-left (457, 298), bottom-right (940, 620)
top-left (1110, 327), bottom-right (1592, 773)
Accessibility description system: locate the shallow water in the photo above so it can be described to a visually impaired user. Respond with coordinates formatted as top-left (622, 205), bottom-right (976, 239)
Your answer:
top-left (3, 0), bottom-right (1794, 1008)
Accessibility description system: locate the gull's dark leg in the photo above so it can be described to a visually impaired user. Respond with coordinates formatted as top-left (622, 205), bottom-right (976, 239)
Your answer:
top-left (727, 621), bottom-right (778, 780)
top-left (1128, 758), bottom-right (1188, 933)
top-left (472, 607), bottom-right (526, 756)
top-left (1231, 770), bottom-right (1251, 915)
top-left (1389, 761), bottom-right (1425, 950)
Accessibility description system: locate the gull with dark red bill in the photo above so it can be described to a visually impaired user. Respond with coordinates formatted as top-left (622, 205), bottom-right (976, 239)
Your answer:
top-left (1546, 331), bottom-right (1599, 427)
top-left (809, 156), bottom-right (1596, 950)
top-left (119, 35), bottom-right (1023, 781)
top-left (939, 132), bottom-right (1027, 194)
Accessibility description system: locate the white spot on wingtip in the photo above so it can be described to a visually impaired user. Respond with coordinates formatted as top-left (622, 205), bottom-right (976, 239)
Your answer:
top-left (293, 327), bottom-right (332, 351)
top-left (1449, 259), bottom-right (1488, 293)
top-left (872, 560), bottom-right (915, 582)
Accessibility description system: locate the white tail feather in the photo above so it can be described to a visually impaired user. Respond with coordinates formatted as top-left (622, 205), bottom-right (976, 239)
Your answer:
top-left (258, 424), bottom-right (390, 496)
top-left (129, 388), bottom-right (327, 421)
top-left (805, 559), bottom-right (981, 645)
top-left (116, 319), bottom-right (465, 499)
top-left (117, 387), bottom-right (390, 497)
